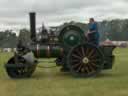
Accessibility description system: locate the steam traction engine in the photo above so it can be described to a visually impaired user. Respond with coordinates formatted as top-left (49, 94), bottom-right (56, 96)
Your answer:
top-left (5, 12), bottom-right (116, 78)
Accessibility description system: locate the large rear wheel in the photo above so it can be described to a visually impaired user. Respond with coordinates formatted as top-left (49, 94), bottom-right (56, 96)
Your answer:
top-left (68, 43), bottom-right (104, 77)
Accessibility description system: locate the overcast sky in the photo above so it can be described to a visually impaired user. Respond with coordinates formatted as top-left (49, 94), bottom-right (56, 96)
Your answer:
top-left (0, 0), bottom-right (128, 30)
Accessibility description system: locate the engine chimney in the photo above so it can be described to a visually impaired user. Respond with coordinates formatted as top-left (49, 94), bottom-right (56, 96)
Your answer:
top-left (29, 12), bottom-right (36, 42)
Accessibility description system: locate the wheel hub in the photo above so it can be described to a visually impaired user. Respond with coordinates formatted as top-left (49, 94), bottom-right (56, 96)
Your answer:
top-left (82, 57), bottom-right (89, 64)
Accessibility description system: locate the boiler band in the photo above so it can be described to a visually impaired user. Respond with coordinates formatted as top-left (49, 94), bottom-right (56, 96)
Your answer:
top-left (31, 44), bottom-right (63, 58)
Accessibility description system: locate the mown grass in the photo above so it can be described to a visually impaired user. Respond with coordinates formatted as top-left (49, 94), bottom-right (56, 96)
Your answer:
top-left (0, 48), bottom-right (128, 96)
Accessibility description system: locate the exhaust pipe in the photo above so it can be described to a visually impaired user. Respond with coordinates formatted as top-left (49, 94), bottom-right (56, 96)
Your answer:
top-left (29, 12), bottom-right (36, 42)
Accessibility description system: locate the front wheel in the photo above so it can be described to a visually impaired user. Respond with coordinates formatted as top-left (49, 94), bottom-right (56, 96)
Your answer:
top-left (5, 56), bottom-right (37, 78)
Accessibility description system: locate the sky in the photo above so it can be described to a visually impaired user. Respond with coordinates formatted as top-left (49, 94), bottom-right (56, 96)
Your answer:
top-left (0, 0), bottom-right (128, 30)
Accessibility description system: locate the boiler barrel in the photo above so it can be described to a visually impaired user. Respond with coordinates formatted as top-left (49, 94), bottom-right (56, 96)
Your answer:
top-left (31, 45), bottom-right (63, 58)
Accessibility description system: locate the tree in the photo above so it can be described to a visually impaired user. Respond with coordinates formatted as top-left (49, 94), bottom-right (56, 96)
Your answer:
top-left (0, 30), bottom-right (17, 48)
top-left (18, 28), bottom-right (31, 46)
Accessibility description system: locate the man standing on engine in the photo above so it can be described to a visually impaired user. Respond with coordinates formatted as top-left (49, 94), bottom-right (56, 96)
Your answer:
top-left (87, 18), bottom-right (100, 46)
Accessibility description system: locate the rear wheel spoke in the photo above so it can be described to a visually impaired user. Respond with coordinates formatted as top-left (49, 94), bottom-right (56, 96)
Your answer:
top-left (90, 59), bottom-right (102, 63)
top-left (87, 64), bottom-right (95, 73)
top-left (72, 63), bottom-right (81, 68)
top-left (85, 48), bottom-right (89, 56)
top-left (81, 46), bottom-right (85, 57)
top-left (72, 54), bottom-right (81, 60)
top-left (81, 67), bottom-right (86, 73)
top-left (88, 49), bottom-right (95, 58)
top-left (91, 63), bottom-right (100, 68)
top-left (85, 66), bottom-right (90, 74)
top-left (71, 59), bottom-right (80, 63)
top-left (77, 64), bottom-right (83, 72)
top-left (74, 48), bottom-right (83, 57)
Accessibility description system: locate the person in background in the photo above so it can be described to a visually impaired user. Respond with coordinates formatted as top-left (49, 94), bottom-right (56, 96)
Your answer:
top-left (87, 18), bottom-right (100, 46)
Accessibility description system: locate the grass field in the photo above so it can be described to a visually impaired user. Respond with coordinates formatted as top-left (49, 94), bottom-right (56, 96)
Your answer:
top-left (0, 48), bottom-right (128, 96)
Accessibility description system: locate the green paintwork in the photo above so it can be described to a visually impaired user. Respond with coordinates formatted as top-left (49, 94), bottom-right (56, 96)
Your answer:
top-left (100, 45), bottom-right (116, 70)
top-left (31, 45), bottom-right (63, 58)
top-left (59, 25), bottom-right (87, 50)
top-left (63, 30), bottom-right (81, 47)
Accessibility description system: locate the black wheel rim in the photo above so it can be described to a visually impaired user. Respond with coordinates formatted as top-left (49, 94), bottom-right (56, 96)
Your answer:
top-left (68, 43), bottom-right (104, 77)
